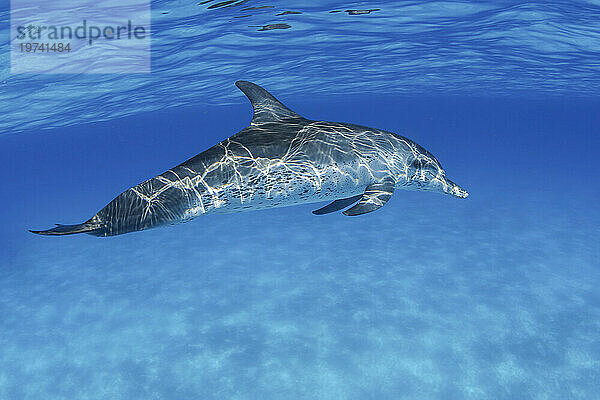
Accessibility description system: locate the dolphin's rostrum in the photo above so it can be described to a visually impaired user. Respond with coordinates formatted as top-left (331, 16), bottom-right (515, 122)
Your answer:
top-left (30, 81), bottom-right (468, 237)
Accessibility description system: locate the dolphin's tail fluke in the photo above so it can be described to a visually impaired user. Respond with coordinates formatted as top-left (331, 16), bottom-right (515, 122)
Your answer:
top-left (29, 221), bottom-right (101, 236)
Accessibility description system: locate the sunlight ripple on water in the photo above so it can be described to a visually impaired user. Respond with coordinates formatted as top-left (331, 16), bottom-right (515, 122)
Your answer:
top-left (1, 0), bottom-right (599, 134)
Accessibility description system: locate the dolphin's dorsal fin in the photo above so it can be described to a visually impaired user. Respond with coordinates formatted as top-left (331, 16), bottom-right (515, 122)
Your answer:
top-left (235, 81), bottom-right (302, 124)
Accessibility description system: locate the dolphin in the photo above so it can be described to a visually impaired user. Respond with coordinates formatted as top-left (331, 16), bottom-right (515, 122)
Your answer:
top-left (30, 81), bottom-right (468, 237)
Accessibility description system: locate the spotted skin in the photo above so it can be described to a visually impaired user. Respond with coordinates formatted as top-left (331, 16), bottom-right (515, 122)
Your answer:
top-left (30, 81), bottom-right (468, 237)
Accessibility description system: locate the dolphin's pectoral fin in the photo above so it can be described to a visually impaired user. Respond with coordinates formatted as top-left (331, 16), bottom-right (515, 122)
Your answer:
top-left (343, 178), bottom-right (395, 216)
top-left (235, 81), bottom-right (303, 124)
top-left (312, 194), bottom-right (362, 215)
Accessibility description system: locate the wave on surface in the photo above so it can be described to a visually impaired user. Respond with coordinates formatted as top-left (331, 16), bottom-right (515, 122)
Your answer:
top-left (1, 0), bottom-right (599, 134)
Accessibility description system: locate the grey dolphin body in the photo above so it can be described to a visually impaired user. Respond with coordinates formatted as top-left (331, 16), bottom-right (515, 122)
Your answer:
top-left (31, 81), bottom-right (468, 237)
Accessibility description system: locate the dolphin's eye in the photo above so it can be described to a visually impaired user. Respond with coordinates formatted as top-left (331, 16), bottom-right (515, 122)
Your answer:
top-left (411, 159), bottom-right (424, 169)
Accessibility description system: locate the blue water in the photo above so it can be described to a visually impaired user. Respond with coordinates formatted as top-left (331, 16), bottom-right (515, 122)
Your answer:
top-left (1, 1), bottom-right (600, 399)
